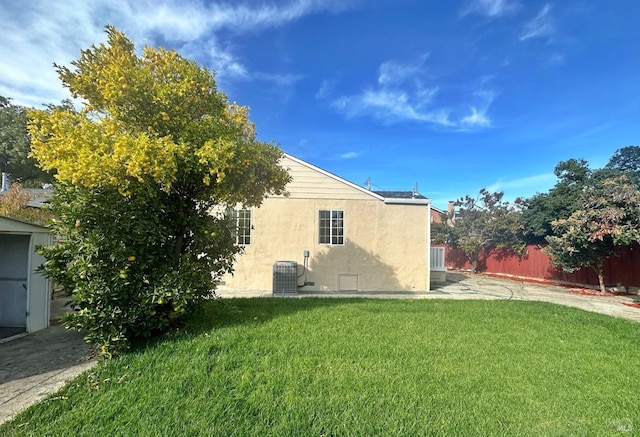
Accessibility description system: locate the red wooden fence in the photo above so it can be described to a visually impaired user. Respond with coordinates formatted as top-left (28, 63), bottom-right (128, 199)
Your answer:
top-left (434, 244), bottom-right (640, 291)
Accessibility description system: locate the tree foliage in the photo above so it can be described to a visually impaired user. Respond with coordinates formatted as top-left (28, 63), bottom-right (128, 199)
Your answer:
top-left (520, 159), bottom-right (592, 244)
top-left (432, 189), bottom-right (525, 272)
top-left (28, 26), bottom-right (290, 356)
top-left (544, 176), bottom-right (640, 292)
top-left (0, 96), bottom-right (54, 186)
top-left (0, 182), bottom-right (55, 225)
top-left (605, 145), bottom-right (640, 186)
top-left (520, 158), bottom-right (624, 244)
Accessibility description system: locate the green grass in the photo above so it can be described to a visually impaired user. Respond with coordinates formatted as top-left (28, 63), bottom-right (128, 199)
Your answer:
top-left (3, 298), bottom-right (640, 436)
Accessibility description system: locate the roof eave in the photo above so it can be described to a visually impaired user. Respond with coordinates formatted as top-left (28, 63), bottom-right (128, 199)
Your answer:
top-left (283, 153), bottom-right (386, 201)
top-left (383, 198), bottom-right (431, 206)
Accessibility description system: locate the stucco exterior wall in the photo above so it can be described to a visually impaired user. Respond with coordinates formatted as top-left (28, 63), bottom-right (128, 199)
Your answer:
top-left (220, 156), bottom-right (430, 292)
top-left (221, 197), bottom-right (429, 292)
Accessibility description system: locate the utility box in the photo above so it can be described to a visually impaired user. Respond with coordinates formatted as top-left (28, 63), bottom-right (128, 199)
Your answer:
top-left (273, 261), bottom-right (298, 296)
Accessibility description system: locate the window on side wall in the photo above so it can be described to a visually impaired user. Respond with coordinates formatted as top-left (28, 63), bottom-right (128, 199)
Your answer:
top-left (319, 210), bottom-right (344, 245)
top-left (231, 208), bottom-right (252, 246)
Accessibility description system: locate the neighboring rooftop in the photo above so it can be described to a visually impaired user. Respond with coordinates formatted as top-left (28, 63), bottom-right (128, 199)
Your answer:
top-left (373, 191), bottom-right (429, 200)
top-left (0, 187), bottom-right (52, 208)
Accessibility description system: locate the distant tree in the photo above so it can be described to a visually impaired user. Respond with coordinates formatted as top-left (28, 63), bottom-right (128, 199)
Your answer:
top-left (544, 176), bottom-right (640, 293)
top-left (521, 158), bottom-right (613, 244)
top-left (432, 189), bottom-right (525, 272)
top-left (28, 26), bottom-right (291, 356)
top-left (0, 96), bottom-right (54, 186)
top-left (606, 145), bottom-right (640, 186)
top-left (0, 182), bottom-right (55, 225)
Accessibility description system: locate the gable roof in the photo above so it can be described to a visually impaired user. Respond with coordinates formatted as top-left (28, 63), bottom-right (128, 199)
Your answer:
top-left (282, 153), bottom-right (430, 205)
top-left (283, 153), bottom-right (385, 201)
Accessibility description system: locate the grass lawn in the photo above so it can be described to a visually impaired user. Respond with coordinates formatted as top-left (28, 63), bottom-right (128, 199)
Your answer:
top-left (2, 298), bottom-right (640, 436)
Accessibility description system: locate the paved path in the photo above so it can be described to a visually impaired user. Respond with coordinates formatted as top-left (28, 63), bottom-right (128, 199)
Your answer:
top-left (432, 273), bottom-right (640, 323)
top-left (2, 273), bottom-right (639, 425)
top-left (0, 299), bottom-right (96, 425)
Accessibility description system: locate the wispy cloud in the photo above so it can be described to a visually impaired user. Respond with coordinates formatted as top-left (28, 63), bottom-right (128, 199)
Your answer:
top-left (339, 152), bottom-right (360, 159)
top-left (332, 88), bottom-right (451, 125)
top-left (0, 1), bottom-right (106, 107)
top-left (329, 57), bottom-right (495, 129)
top-left (106, 0), bottom-right (353, 41)
top-left (486, 172), bottom-right (556, 194)
top-left (315, 79), bottom-right (337, 99)
top-left (0, 0), bottom-right (342, 107)
top-left (520, 4), bottom-right (554, 41)
top-left (461, 90), bottom-right (496, 128)
top-left (461, 108), bottom-right (491, 128)
top-left (377, 55), bottom-right (429, 86)
top-left (462, 0), bottom-right (519, 18)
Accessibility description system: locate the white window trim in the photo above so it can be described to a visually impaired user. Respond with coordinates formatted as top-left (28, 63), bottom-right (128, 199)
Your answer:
top-left (235, 208), bottom-right (252, 246)
top-left (319, 209), bottom-right (344, 246)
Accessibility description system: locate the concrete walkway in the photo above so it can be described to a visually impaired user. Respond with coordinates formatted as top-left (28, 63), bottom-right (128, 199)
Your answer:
top-left (0, 298), bottom-right (96, 425)
top-left (2, 272), bottom-right (639, 425)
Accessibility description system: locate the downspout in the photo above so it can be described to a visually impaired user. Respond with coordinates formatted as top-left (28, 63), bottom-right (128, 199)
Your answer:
top-left (426, 201), bottom-right (431, 291)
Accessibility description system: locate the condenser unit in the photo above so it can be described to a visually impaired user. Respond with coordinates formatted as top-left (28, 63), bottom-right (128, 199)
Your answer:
top-left (273, 261), bottom-right (298, 295)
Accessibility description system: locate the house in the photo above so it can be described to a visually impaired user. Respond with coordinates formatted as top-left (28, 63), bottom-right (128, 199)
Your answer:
top-left (0, 216), bottom-right (52, 339)
top-left (430, 205), bottom-right (446, 224)
top-left (219, 154), bottom-right (435, 293)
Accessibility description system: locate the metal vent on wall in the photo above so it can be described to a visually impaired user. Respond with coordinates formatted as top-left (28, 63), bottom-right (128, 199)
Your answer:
top-left (273, 261), bottom-right (298, 295)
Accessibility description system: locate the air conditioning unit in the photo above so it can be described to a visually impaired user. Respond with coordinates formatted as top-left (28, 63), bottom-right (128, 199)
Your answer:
top-left (273, 261), bottom-right (298, 295)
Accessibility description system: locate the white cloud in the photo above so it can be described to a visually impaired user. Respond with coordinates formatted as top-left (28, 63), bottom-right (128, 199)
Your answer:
top-left (255, 72), bottom-right (304, 86)
top-left (0, 1), bottom-right (107, 106)
top-left (331, 57), bottom-right (494, 129)
top-left (316, 79), bottom-right (337, 99)
top-left (332, 87), bottom-right (452, 126)
top-left (339, 151), bottom-right (360, 159)
top-left (113, 0), bottom-right (353, 41)
top-left (462, 0), bottom-right (519, 18)
top-left (377, 55), bottom-right (428, 86)
top-left (461, 108), bottom-right (491, 128)
top-left (520, 4), bottom-right (554, 41)
top-left (0, 0), bottom-right (339, 107)
top-left (486, 172), bottom-right (556, 193)
top-left (460, 89), bottom-right (496, 128)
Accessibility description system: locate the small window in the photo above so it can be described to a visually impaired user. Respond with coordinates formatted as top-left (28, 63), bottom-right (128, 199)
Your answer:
top-left (319, 210), bottom-right (344, 245)
top-left (231, 209), bottom-right (252, 245)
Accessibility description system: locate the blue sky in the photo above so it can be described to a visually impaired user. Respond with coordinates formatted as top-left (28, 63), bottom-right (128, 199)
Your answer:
top-left (1, 0), bottom-right (638, 209)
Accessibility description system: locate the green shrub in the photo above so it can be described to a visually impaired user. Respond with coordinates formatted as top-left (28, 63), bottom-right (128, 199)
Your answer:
top-left (39, 185), bottom-right (239, 357)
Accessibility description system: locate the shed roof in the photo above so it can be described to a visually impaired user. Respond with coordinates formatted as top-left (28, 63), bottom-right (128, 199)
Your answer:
top-left (0, 215), bottom-right (49, 233)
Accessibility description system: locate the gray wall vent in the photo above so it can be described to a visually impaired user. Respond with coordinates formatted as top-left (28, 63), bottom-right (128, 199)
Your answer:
top-left (273, 261), bottom-right (298, 295)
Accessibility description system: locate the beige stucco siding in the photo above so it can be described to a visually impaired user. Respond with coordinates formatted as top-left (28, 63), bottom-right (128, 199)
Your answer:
top-left (221, 197), bottom-right (429, 292)
top-left (219, 154), bottom-right (430, 293)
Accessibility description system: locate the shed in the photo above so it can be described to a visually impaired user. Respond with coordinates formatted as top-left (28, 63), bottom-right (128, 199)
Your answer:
top-left (0, 216), bottom-right (52, 339)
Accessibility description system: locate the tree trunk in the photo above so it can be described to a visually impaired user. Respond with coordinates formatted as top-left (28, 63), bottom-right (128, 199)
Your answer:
top-left (597, 272), bottom-right (606, 293)
top-left (593, 262), bottom-right (606, 293)
top-left (469, 253), bottom-right (478, 273)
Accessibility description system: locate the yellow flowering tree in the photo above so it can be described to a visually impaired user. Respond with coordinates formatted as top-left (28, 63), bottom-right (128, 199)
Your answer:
top-left (28, 26), bottom-right (290, 356)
